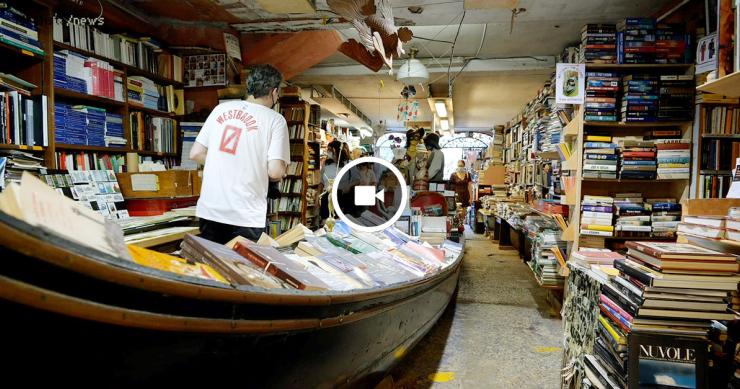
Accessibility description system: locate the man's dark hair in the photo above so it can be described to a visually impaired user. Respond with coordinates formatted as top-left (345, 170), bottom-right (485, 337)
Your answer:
top-left (247, 64), bottom-right (283, 98)
top-left (424, 133), bottom-right (441, 150)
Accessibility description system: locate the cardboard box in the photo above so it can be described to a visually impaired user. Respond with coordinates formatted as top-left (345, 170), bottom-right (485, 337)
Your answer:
top-left (681, 198), bottom-right (740, 216)
top-left (192, 170), bottom-right (203, 197)
top-left (117, 171), bottom-right (196, 199)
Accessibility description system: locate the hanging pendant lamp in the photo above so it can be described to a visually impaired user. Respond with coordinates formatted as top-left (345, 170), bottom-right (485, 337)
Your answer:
top-left (396, 48), bottom-right (428, 85)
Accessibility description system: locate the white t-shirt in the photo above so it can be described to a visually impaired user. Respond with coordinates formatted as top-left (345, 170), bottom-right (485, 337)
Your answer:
top-left (195, 100), bottom-right (289, 228)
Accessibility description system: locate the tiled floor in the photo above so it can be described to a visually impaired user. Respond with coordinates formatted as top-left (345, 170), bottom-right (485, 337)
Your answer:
top-left (390, 233), bottom-right (564, 388)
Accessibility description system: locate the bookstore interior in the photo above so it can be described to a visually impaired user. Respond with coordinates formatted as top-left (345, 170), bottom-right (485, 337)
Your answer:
top-left (5, 0), bottom-right (740, 387)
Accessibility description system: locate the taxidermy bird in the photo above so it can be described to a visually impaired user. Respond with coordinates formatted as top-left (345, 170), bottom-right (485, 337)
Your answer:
top-left (327, 0), bottom-right (413, 74)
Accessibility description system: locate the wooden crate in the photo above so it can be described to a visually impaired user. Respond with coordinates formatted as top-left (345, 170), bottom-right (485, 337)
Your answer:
top-left (117, 171), bottom-right (196, 199)
top-left (192, 170), bottom-right (203, 197)
top-left (681, 198), bottom-right (740, 216)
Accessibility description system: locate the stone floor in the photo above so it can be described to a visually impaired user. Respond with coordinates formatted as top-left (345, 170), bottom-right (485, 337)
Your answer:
top-left (389, 232), bottom-right (564, 388)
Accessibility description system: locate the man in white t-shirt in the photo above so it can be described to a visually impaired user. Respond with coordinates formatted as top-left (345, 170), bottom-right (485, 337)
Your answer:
top-left (189, 65), bottom-right (289, 243)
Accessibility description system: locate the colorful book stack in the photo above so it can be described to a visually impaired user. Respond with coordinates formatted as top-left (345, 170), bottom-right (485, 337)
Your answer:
top-left (647, 198), bottom-right (681, 238)
top-left (585, 72), bottom-right (619, 122)
top-left (128, 76), bottom-right (160, 111)
top-left (656, 139), bottom-right (690, 179)
top-left (677, 215), bottom-right (729, 241)
top-left (658, 75), bottom-right (694, 121)
top-left (54, 102), bottom-right (110, 146)
top-left (104, 113), bottom-right (126, 148)
top-left (580, 195), bottom-right (614, 237)
top-left (526, 217), bottom-right (567, 287)
top-left (583, 138), bottom-right (618, 179)
top-left (581, 24), bottom-right (617, 64)
top-left (621, 74), bottom-right (658, 122)
top-left (656, 23), bottom-right (690, 64)
top-left (613, 193), bottom-right (651, 238)
top-left (618, 139), bottom-right (656, 180)
top-left (0, 4), bottom-right (43, 55)
top-left (701, 105), bottom-right (740, 134)
top-left (617, 18), bottom-right (656, 64)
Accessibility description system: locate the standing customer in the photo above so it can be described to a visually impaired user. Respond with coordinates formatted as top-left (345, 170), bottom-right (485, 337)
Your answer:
top-left (319, 140), bottom-right (349, 221)
top-left (449, 160), bottom-right (473, 207)
top-left (424, 132), bottom-right (445, 182)
top-left (189, 64), bottom-right (289, 244)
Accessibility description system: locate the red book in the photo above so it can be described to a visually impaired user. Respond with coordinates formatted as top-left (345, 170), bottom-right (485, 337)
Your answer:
top-left (600, 304), bottom-right (631, 333)
top-left (622, 151), bottom-right (655, 157)
top-left (656, 143), bottom-right (690, 150)
top-left (600, 294), bottom-right (634, 322)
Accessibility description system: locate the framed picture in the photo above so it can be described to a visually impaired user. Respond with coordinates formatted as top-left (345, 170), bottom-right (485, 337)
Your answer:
top-left (184, 54), bottom-right (227, 88)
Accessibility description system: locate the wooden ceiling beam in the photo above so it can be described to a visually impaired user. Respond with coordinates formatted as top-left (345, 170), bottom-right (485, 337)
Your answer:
top-left (241, 31), bottom-right (343, 80)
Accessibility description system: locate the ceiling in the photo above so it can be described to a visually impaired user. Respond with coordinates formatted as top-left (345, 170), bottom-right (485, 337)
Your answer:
top-left (123, 0), bottom-right (678, 130)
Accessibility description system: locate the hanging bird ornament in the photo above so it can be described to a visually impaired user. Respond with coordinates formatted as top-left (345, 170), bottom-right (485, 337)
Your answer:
top-left (328, 0), bottom-right (414, 74)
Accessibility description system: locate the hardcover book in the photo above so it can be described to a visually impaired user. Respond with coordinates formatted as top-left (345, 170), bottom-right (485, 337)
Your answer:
top-left (628, 332), bottom-right (707, 388)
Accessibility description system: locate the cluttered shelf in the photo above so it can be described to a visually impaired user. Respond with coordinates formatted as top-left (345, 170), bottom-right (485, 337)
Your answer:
top-left (582, 178), bottom-right (689, 183)
top-left (54, 88), bottom-right (127, 108)
top-left (0, 40), bottom-right (45, 60)
top-left (53, 42), bottom-right (184, 87)
top-left (55, 144), bottom-right (129, 153)
top-left (583, 121), bottom-right (692, 128)
top-left (701, 134), bottom-right (740, 139)
top-left (0, 144), bottom-right (45, 151)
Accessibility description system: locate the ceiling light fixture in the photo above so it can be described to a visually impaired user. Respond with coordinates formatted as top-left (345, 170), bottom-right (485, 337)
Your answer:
top-left (435, 101), bottom-right (448, 118)
top-left (396, 48), bottom-right (429, 85)
top-left (440, 119), bottom-right (450, 131)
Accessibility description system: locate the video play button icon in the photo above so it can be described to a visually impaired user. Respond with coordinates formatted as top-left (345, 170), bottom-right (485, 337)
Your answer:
top-left (331, 157), bottom-right (409, 233)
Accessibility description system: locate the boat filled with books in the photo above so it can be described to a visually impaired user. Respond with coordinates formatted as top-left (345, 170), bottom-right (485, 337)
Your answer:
top-left (0, 173), bottom-right (464, 386)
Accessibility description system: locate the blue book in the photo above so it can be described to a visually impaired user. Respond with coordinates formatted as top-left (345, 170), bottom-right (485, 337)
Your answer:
top-left (585, 142), bottom-right (617, 149)
top-left (622, 160), bottom-right (656, 166)
top-left (585, 154), bottom-right (618, 160)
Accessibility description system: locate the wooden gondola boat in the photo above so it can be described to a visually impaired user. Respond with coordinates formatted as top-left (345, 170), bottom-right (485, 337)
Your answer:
top-left (0, 212), bottom-right (462, 387)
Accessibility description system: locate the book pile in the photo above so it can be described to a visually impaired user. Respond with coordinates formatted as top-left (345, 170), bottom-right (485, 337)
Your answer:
top-left (656, 23), bottom-right (690, 64)
top-left (580, 195), bottom-right (614, 237)
top-left (589, 241), bottom-right (739, 387)
top-left (583, 137), bottom-right (618, 179)
top-left (581, 24), bottom-right (617, 64)
top-left (585, 72), bottom-right (619, 122)
top-left (529, 219), bottom-right (567, 287)
top-left (677, 214), bottom-right (729, 241)
top-left (53, 103), bottom-right (109, 147)
top-left (613, 193), bottom-right (651, 238)
top-left (571, 248), bottom-right (625, 267)
top-left (53, 52), bottom-right (87, 94)
top-left (648, 198), bottom-right (681, 238)
top-left (0, 4), bottom-right (43, 55)
top-left (620, 74), bottom-right (658, 122)
top-left (104, 113), bottom-right (126, 148)
top-left (656, 139), bottom-right (690, 179)
top-left (128, 76), bottom-right (160, 111)
top-left (617, 18), bottom-right (656, 64)
top-left (727, 208), bottom-right (740, 242)
top-left (0, 150), bottom-right (46, 189)
top-left (658, 75), bottom-right (694, 121)
top-left (618, 139), bottom-right (656, 180)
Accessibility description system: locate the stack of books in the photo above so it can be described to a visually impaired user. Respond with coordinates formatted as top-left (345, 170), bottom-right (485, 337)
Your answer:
top-left (617, 18), bottom-right (656, 64)
top-left (656, 139), bottom-right (690, 179)
top-left (648, 198), bottom-right (681, 238)
top-left (104, 113), bottom-right (126, 148)
top-left (580, 195), bottom-right (614, 237)
top-left (585, 72), bottom-right (619, 121)
top-left (658, 75), bottom-right (694, 121)
top-left (619, 139), bottom-right (656, 180)
top-left (726, 208), bottom-right (740, 242)
top-left (0, 150), bottom-right (46, 189)
top-left (54, 102), bottom-right (86, 145)
top-left (53, 51), bottom-right (88, 94)
top-left (77, 106), bottom-right (107, 147)
top-left (656, 23), bottom-right (690, 64)
top-left (613, 193), bottom-right (651, 238)
top-left (0, 5), bottom-right (43, 55)
top-left (583, 138), bottom-right (618, 179)
top-left (128, 76), bottom-right (160, 111)
top-left (621, 74), bottom-right (659, 122)
top-left (581, 24), bottom-right (617, 64)
top-left (55, 151), bottom-right (125, 173)
top-left (677, 215), bottom-right (728, 241)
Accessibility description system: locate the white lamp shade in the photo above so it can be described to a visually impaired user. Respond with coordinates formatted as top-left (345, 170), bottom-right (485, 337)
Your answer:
top-left (397, 58), bottom-right (429, 85)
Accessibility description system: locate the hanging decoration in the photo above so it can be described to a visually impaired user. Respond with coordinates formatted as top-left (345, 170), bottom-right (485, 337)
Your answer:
top-left (397, 100), bottom-right (420, 122)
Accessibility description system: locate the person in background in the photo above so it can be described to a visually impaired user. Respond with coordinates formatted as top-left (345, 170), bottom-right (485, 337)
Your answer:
top-left (319, 140), bottom-right (349, 222)
top-left (424, 132), bottom-right (445, 182)
top-left (449, 159), bottom-right (473, 207)
top-left (189, 64), bottom-right (289, 244)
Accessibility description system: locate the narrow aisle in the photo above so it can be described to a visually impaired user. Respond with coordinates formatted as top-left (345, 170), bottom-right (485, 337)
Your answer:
top-left (391, 233), bottom-right (563, 388)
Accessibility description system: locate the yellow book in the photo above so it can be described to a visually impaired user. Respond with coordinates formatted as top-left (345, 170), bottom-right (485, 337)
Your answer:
top-left (582, 224), bottom-right (614, 232)
top-left (127, 245), bottom-right (228, 284)
top-left (599, 315), bottom-right (626, 345)
top-left (586, 135), bottom-right (612, 142)
top-left (658, 163), bottom-right (689, 168)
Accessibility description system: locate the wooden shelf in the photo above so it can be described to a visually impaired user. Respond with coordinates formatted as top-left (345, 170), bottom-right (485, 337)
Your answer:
top-left (54, 42), bottom-right (183, 87)
top-left (535, 150), bottom-right (561, 160)
top-left (128, 105), bottom-right (177, 117)
top-left (0, 40), bottom-right (45, 60)
top-left (586, 63), bottom-right (693, 70)
top-left (54, 88), bottom-right (126, 108)
top-left (584, 121), bottom-right (691, 128)
top-left (134, 150), bottom-right (177, 157)
top-left (701, 133), bottom-right (740, 139)
top-left (0, 144), bottom-right (45, 151)
top-left (697, 71), bottom-right (740, 98)
top-left (55, 144), bottom-right (129, 153)
top-left (583, 178), bottom-right (689, 183)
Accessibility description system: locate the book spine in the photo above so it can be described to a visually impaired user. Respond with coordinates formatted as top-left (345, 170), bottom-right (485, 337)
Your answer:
top-left (233, 242), bottom-right (304, 289)
top-left (600, 294), bottom-right (635, 322)
top-left (614, 259), bottom-right (653, 286)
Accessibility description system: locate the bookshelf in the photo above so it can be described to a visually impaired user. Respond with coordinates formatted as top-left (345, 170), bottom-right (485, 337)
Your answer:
top-left (271, 99), bottom-right (322, 232)
top-left (697, 71), bottom-right (740, 98)
top-left (0, 1), bottom-right (187, 178)
top-left (692, 98), bottom-right (740, 198)
top-left (564, 64), bottom-right (696, 252)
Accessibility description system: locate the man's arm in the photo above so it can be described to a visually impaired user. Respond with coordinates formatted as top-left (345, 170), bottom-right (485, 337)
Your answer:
top-left (190, 142), bottom-right (208, 165)
top-left (428, 150), bottom-right (443, 179)
top-left (268, 159), bottom-right (286, 182)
